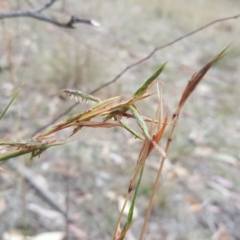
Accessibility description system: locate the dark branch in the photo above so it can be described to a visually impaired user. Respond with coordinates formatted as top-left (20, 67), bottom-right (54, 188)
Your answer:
top-left (0, 0), bottom-right (100, 28)
top-left (31, 13), bottom-right (240, 137)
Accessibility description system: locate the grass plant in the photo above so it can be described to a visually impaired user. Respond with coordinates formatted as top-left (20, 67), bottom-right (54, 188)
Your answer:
top-left (0, 47), bottom-right (228, 239)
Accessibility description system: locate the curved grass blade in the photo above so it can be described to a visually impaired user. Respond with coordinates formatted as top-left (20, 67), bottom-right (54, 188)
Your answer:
top-left (133, 62), bottom-right (167, 97)
top-left (0, 141), bottom-right (64, 162)
top-left (129, 105), bottom-right (151, 139)
top-left (120, 165), bottom-right (145, 240)
top-left (119, 120), bottom-right (144, 140)
top-left (177, 45), bottom-right (230, 112)
top-left (91, 95), bottom-right (122, 110)
top-left (0, 85), bottom-right (22, 121)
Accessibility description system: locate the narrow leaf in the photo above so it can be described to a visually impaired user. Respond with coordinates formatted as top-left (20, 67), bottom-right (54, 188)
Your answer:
top-left (0, 85), bottom-right (22, 121)
top-left (129, 105), bottom-right (151, 139)
top-left (133, 62), bottom-right (167, 97)
top-left (120, 120), bottom-right (144, 140)
top-left (121, 166), bottom-right (145, 239)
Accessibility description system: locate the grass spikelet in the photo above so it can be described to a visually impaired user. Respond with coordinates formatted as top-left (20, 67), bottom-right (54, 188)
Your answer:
top-left (62, 89), bottom-right (101, 103)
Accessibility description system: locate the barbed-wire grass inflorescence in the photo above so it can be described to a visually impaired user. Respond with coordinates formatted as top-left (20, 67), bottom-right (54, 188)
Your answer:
top-left (0, 47), bottom-right (228, 240)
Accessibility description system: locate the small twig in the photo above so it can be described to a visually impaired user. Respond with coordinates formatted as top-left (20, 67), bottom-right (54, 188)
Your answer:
top-left (91, 14), bottom-right (240, 93)
top-left (0, 0), bottom-right (100, 28)
top-left (7, 160), bottom-right (74, 223)
top-left (7, 160), bottom-right (88, 238)
top-left (0, 11), bottom-right (98, 28)
top-left (30, 13), bottom-right (239, 136)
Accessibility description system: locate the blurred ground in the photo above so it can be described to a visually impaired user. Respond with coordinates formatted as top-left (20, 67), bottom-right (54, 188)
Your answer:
top-left (1, 0), bottom-right (240, 239)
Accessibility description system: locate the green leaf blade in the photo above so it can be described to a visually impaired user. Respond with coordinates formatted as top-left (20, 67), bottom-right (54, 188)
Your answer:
top-left (133, 62), bottom-right (167, 97)
top-left (0, 85), bottom-right (22, 121)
